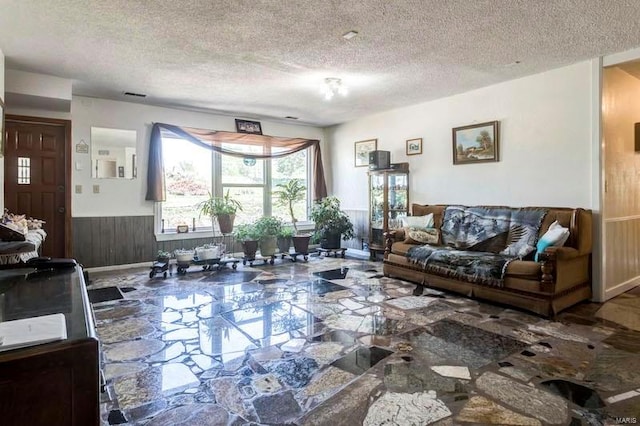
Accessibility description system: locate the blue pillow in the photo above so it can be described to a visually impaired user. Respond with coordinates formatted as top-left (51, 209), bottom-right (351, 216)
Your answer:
top-left (534, 239), bottom-right (554, 262)
top-left (534, 226), bottom-right (569, 261)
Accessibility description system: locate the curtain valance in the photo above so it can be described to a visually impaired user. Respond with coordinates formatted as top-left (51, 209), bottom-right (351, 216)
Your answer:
top-left (146, 122), bottom-right (327, 202)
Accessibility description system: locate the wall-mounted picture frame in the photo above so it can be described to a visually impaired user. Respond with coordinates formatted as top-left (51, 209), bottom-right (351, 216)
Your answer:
top-left (235, 119), bottom-right (263, 135)
top-left (406, 138), bottom-right (422, 156)
top-left (452, 120), bottom-right (499, 165)
top-left (354, 138), bottom-right (377, 167)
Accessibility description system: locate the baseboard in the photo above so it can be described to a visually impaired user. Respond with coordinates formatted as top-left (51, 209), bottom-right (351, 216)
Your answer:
top-left (85, 261), bottom-right (151, 273)
top-left (345, 248), bottom-right (371, 259)
top-left (603, 275), bottom-right (640, 301)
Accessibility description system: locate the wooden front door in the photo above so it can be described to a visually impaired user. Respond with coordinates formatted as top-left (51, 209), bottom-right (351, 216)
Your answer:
top-left (4, 116), bottom-right (71, 257)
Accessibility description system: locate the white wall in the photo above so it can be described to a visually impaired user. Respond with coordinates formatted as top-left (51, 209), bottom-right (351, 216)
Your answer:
top-left (72, 96), bottom-right (326, 217)
top-left (5, 69), bottom-right (71, 101)
top-left (326, 61), bottom-right (594, 210)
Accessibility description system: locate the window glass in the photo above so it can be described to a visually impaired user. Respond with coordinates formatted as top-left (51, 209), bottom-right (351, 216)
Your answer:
top-left (271, 150), bottom-right (308, 222)
top-left (159, 136), bottom-right (310, 233)
top-left (221, 144), bottom-right (264, 185)
top-left (162, 138), bottom-right (212, 230)
top-left (223, 187), bottom-right (264, 225)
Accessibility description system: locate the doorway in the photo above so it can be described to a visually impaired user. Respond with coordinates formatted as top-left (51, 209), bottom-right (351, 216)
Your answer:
top-left (4, 115), bottom-right (72, 257)
top-left (601, 62), bottom-right (640, 299)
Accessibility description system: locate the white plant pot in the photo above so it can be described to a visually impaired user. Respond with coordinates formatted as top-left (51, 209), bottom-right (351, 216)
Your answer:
top-left (196, 247), bottom-right (219, 260)
top-left (175, 252), bottom-right (193, 262)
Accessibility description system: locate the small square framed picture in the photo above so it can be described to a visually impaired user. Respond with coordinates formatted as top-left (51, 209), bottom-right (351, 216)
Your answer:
top-left (235, 119), bottom-right (263, 135)
top-left (406, 138), bottom-right (422, 156)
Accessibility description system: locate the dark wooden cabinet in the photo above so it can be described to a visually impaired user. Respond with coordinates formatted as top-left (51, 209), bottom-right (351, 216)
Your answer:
top-left (0, 266), bottom-right (99, 426)
top-left (368, 163), bottom-right (409, 259)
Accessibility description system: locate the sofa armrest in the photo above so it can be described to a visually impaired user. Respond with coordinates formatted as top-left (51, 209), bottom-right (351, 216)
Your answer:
top-left (543, 246), bottom-right (580, 260)
top-left (383, 230), bottom-right (404, 259)
top-left (538, 246), bottom-right (588, 293)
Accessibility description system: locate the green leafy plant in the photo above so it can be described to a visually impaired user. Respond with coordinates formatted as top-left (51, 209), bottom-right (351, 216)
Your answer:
top-left (254, 216), bottom-right (283, 237)
top-left (278, 227), bottom-right (295, 238)
top-left (273, 179), bottom-right (306, 232)
top-left (310, 196), bottom-right (355, 242)
top-left (197, 190), bottom-right (243, 217)
top-left (156, 249), bottom-right (172, 261)
top-left (233, 223), bottom-right (259, 241)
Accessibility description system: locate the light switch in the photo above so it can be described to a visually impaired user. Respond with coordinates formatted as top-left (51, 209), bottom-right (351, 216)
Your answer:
top-left (93, 185), bottom-right (100, 194)
top-left (75, 185), bottom-right (82, 194)
top-left (75, 161), bottom-right (82, 171)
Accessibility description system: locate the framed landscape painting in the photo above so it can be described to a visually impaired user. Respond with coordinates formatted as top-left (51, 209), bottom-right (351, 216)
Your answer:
top-left (452, 120), bottom-right (499, 165)
top-left (354, 138), bottom-right (377, 167)
top-left (406, 138), bottom-right (422, 155)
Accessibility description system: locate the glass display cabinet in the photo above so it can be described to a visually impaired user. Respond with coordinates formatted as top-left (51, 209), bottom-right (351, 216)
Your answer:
top-left (368, 163), bottom-right (409, 259)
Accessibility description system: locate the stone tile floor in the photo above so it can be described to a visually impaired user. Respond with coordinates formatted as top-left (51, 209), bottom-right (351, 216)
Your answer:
top-left (90, 256), bottom-right (640, 425)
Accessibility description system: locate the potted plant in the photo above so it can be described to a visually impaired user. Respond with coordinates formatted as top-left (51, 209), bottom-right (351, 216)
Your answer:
top-left (273, 179), bottom-right (311, 254)
top-left (156, 249), bottom-right (171, 263)
top-left (310, 196), bottom-right (355, 249)
top-left (197, 190), bottom-right (242, 235)
top-left (233, 223), bottom-right (260, 259)
top-left (277, 227), bottom-right (295, 254)
top-left (254, 216), bottom-right (282, 257)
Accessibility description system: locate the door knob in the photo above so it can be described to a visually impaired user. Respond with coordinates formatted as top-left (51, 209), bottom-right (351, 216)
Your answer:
top-left (58, 207), bottom-right (65, 213)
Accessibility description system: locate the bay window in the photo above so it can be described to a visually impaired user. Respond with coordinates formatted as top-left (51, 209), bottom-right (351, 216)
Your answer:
top-left (159, 136), bottom-right (310, 234)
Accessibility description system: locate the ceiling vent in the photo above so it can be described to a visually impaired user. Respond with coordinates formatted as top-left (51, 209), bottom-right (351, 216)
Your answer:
top-left (123, 91), bottom-right (147, 98)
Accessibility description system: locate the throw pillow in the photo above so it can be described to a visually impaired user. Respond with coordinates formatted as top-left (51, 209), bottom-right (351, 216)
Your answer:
top-left (404, 227), bottom-right (440, 245)
top-left (535, 221), bottom-right (570, 261)
top-left (402, 213), bottom-right (434, 229)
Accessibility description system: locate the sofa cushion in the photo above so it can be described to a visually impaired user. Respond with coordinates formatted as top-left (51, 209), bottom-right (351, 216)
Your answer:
top-left (402, 214), bottom-right (434, 229)
top-left (539, 209), bottom-right (573, 235)
top-left (391, 241), bottom-right (422, 256)
top-left (404, 228), bottom-right (440, 245)
top-left (411, 205), bottom-right (446, 228)
top-left (505, 260), bottom-right (541, 279)
top-left (534, 221), bottom-right (570, 261)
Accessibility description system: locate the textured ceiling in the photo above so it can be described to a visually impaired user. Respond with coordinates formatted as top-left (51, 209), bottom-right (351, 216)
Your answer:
top-left (1, 0), bottom-right (640, 126)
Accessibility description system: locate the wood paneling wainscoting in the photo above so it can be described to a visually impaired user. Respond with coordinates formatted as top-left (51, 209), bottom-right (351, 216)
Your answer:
top-left (604, 216), bottom-right (640, 293)
top-left (73, 216), bottom-right (154, 268)
top-left (74, 211), bottom-right (371, 268)
top-left (72, 216), bottom-right (241, 268)
top-left (343, 209), bottom-right (369, 250)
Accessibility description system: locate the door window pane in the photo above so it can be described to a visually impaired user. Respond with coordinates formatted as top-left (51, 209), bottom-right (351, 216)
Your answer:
top-left (18, 157), bottom-right (30, 184)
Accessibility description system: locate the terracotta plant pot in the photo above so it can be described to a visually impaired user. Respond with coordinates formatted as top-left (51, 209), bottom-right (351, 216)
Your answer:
top-left (216, 214), bottom-right (236, 235)
top-left (241, 240), bottom-right (259, 259)
top-left (292, 235), bottom-right (311, 254)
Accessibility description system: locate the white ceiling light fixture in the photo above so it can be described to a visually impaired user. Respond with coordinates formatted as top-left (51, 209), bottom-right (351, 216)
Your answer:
top-left (322, 77), bottom-right (348, 101)
top-left (342, 30), bottom-right (358, 40)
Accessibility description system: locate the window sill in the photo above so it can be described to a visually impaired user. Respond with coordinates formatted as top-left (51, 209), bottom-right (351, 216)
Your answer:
top-left (155, 229), bottom-right (217, 242)
top-left (154, 222), bottom-right (316, 242)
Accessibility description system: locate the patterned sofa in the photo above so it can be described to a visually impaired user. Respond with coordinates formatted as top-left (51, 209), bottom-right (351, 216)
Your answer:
top-left (383, 204), bottom-right (592, 316)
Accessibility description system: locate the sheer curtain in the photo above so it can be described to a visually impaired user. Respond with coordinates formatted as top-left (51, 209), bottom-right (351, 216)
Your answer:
top-left (146, 122), bottom-right (327, 202)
